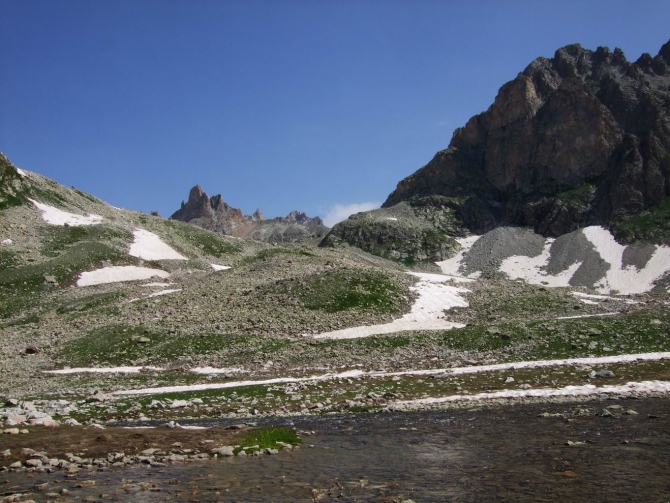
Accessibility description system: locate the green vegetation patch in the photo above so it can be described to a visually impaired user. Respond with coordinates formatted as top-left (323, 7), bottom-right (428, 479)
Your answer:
top-left (0, 155), bottom-right (28, 210)
top-left (39, 224), bottom-right (132, 257)
top-left (59, 327), bottom-right (290, 366)
top-left (56, 291), bottom-right (125, 315)
top-left (280, 269), bottom-right (409, 313)
top-left (610, 195), bottom-right (670, 245)
top-left (162, 220), bottom-right (242, 257)
top-left (233, 427), bottom-right (301, 454)
top-left (438, 309), bottom-right (670, 361)
top-left (0, 242), bottom-right (133, 318)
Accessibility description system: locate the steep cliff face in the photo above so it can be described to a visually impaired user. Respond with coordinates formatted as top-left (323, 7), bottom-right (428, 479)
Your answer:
top-left (384, 41), bottom-right (670, 237)
top-left (170, 185), bottom-right (328, 242)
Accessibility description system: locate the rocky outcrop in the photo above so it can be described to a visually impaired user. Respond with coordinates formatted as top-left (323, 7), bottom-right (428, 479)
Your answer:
top-left (170, 185), bottom-right (328, 242)
top-left (383, 40), bottom-right (670, 237)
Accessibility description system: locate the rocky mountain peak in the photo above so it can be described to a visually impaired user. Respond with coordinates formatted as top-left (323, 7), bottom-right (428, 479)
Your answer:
top-left (170, 185), bottom-right (328, 242)
top-left (381, 39), bottom-right (670, 238)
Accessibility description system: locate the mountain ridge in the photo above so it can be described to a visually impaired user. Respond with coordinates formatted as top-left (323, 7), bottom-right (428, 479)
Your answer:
top-left (170, 184), bottom-right (329, 242)
top-left (383, 40), bottom-right (670, 236)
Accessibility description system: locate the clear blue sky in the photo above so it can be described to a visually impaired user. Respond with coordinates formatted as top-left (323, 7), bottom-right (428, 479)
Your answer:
top-left (1, 1), bottom-right (669, 225)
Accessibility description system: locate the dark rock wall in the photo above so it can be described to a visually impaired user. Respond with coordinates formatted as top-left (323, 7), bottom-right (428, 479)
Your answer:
top-left (383, 40), bottom-right (670, 237)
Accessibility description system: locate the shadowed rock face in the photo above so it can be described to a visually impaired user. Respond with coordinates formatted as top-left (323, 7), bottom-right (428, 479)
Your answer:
top-left (384, 40), bottom-right (670, 237)
top-left (170, 185), bottom-right (328, 242)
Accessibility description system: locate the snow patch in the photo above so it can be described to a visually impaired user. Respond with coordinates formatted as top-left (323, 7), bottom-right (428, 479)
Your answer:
top-left (44, 366), bottom-right (164, 375)
top-left (211, 264), bottom-right (232, 271)
top-left (571, 291), bottom-right (638, 304)
top-left (556, 312), bottom-right (619, 320)
top-left (190, 367), bottom-right (245, 375)
top-left (386, 217), bottom-right (398, 221)
top-left (110, 352), bottom-right (670, 397)
top-left (147, 289), bottom-right (181, 298)
top-left (393, 380), bottom-right (670, 408)
top-left (142, 282), bottom-right (173, 287)
top-left (582, 226), bottom-right (670, 294)
top-left (1, 239), bottom-right (12, 246)
top-left (436, 235), bottom-right (480, 276)
top-left (15, 168), bottom-right (26, 177)
top-left (77, 266), bottom-right (170, 287)
top-left (129, 229), bottom-right (187, 261)
top-left (377, 351), bottom-right (670, 378)
top-left (500, 239), bottom-right (581, 287)
top-left (311, 272), bottom-right (468, 340)
top-left (29, 198), bottom-right (103, 226)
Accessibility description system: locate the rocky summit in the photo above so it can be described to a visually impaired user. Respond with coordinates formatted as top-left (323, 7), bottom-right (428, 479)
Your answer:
top-left (170, 185), bottom-right (328, 242)
top-left (323, 40), bottom-right (670, 261)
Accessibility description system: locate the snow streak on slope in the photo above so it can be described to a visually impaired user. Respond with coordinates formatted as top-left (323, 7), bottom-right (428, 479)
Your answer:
top-left (582, 226), bottom-right (670, 294)
top-left (310, 272), bottom-right (469, 340)
top-left (500, 240), bottom-right (582, 287)
top-left (457, 226), bottom-right (670, 294)
top-left (129, 229), bottom-right (187, 261)
top-left (436, 236), bottom-right (480, 277)
top-left (77, 266), bottom-right (170, 287)
top-left (29, 198), bottom-right (103, 226)
top-left (393, 380), bottom-right (670, 408)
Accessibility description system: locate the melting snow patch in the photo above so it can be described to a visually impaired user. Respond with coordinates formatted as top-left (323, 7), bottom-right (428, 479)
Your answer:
top-left (571, 291), bottom-right (638, 304)
top-left (15, 167), bottom-right (26, 177)
top-left (29, 198), bottom-right (103, 226)
top-left (436, 235), bottom-right (480, 276)
top-left (1, 239), bottom-right (11, 246)
top-left (582, 226), bottom-right (670, 294)
top-left (110, 352), bottom-right (670, 397)
top-left (393, 380), bottom-right (670, 408)
top-left (556, 312), bottom-right (619, 320)
top-left (147, 289), bottom-right (181, 298)
top-left (44, 366), bottom-right (164, 375)
top-left (375, 352), bottom-right (670, 378)
top-left (211, 264), bottom-right (232, 271)
top-left (190, 367), bottom-right (245, 375)
top-left (129, 229), bottom-right (187, 261)
top-left (77, 266), bottom-right (170, 287)
top-left (386, 217), bottom-right (399, 221)
top-left (500, 239), bottom-right (581, 287)
top-left (310, 272), bottom-right (468, 339)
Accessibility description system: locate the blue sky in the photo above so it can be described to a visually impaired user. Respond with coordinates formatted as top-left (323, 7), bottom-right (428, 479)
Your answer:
top-left (1, 1), bottom-right (669, 226)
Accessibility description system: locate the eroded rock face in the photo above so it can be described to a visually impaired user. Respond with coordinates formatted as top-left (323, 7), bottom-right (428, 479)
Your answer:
top-left (384, 40), bottom-right (670, 237)
top-left (170, 186), bottom-right (328, 242)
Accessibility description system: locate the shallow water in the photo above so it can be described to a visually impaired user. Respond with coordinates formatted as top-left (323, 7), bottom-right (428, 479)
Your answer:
top-left (3, 398), bottom-right (670, 502)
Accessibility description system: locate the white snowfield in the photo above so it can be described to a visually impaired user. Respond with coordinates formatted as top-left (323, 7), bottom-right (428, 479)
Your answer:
top-left (190, 367), bottom-right (245, 375)
top-left (29, 198), bottom-right (103, 226)
top-left (129, 229), bottom-right (187, 261)
top-left (584, 226), bottom-right (670, 294)
top-left (436, 236), bottom-right (480, 277)
top-left (310, 272), bottom-right (469, 340)
top-left (211, 264), bottom-right (232, 271)
top-left (44, 366), bottom-right (164, 375)
top-left (15, 167), bottom-right (27, 177)
top-left (500, 240), bottom-right (582, 288)
top-left (498, 226), bottom-right (670, 294)
top-left (108, 352), bottom-right (670, 396)
top-left (393, 380), bottom-right (670, 408)
top-left (556, 312), bottom-right (619, 320)
top-left (77, 266), bottom-right (170, 287)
